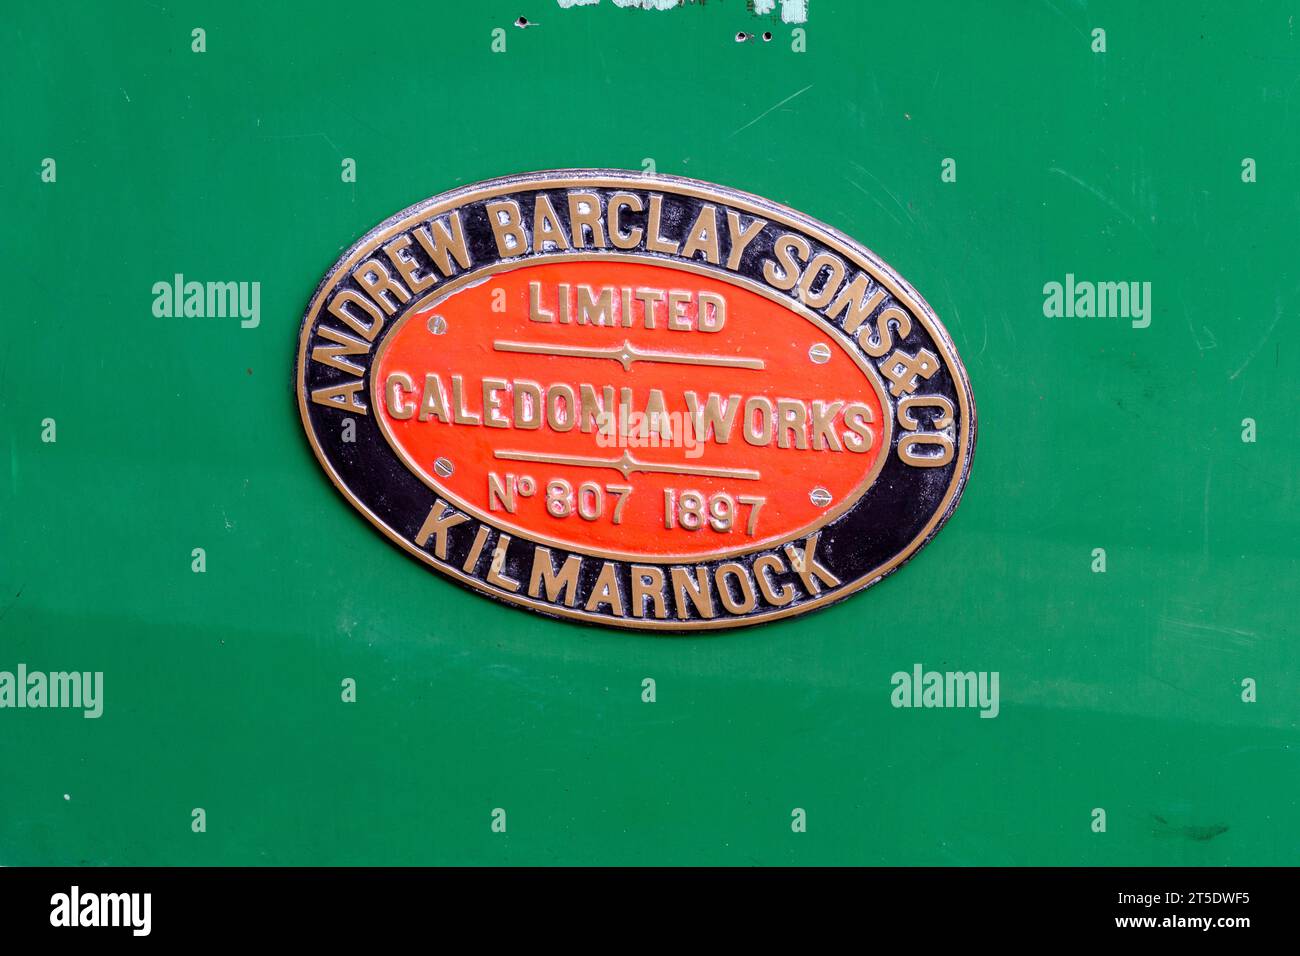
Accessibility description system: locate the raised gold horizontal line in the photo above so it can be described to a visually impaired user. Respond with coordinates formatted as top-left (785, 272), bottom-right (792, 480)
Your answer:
top-left (493, 449), bottom-right (761, 481)
top-left (493, 339), bottom-right (764, 372)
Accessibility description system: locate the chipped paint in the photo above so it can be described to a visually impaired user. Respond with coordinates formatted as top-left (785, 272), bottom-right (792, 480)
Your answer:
top-left (612, 0), bottom-right (681, 10)
top-left (778, 0), bottom-right (807, 22)
top-left (554, 0), bottom-right (810, 22)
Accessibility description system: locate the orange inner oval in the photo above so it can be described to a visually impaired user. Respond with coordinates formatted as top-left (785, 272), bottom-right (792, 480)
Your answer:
top-left (373, 260), bottom-right (886, 560)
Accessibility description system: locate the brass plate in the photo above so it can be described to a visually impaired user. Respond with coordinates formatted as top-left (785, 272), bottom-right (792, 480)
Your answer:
top-left (295, 170), bottom-right (976, 630)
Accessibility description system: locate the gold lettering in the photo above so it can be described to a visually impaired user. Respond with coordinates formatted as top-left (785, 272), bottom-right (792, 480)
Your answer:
top-left (715, 562), bottom-right (757, 614)
top-left (382, 234), bottom-right (435, 293)
top-left (482, 378), bottom-right (509, 427)
top-left (567, 191), bottom-right (607, 248)
top-left (724, 210), bottom-right (766, 270)
top-left (485, 200), bottom-right (527, 257)
top-left (327, 290), bottom-right (384, 341)
top-left (486, 534), bottom-right (520, 591)
top-left (646, 194), bottom-right (679, 254)
top-left (797, 252), bottom-right (846, 309)
top-left (529, 281), bottom-right (554, 322)
top-left (783, 533), bottom-right (840, 595)
top-left (413, 502), bottom-right (469, 560)
top-left (385, 372), bottom-right (416, 419)
top-left (670, 566), bottom-right (714, 619)
top-left (532, 194), bottom-right (570, 252)
top-left (585, 561), bottom-right (625, 615)
top-left (355, 258), bottom-right (410, 316)
top-left (608, 192), bottom-right (644, 249)
top-left (529, 547), bottom-right (582, 606)
top-left (753, 554), bottom-right (795, 606)
top-left (825, 272), bottom-right (885, 338)
top-left (419, 374), bottom-right (450, 423)
top-left (413, 211), bottom-right (472, 275)
top-left (451, 375), bottom-right (481, 424)
top-left (762, 233), bottom-right (810, 290)
top-left (577, 285), bottom-right (614, 325)
top-left (630, 566), bottom-right (668, 618)
top-left (312, 325), bottom-right (370, 376)
top-left (311, 381), bottom-right (367, 413)
top-left (680, 204), bottom-right (721, 263)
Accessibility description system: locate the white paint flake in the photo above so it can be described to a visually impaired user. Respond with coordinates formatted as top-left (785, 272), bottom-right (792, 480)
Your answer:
top-left (555, 0), bottom-right (810, 19)
top-left (780, 0), bottom-right (808, 23)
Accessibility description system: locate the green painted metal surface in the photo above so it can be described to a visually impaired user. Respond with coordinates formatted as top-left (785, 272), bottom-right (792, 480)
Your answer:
top-left (1, 0), bottom-right (1296, 866)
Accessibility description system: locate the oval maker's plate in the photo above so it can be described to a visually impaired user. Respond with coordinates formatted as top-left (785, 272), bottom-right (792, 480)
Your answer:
top-left (295, 170), bottom-right (976, 631)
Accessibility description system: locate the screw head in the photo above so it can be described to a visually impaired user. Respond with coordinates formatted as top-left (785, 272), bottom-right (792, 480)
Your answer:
top-left (809, 342), bottom-right (832, 364)
top-left (434, 457), bottom-right (454, 478)
top-left (427, 314), bottom-right (447, 335)
top-left (809, 487), bottom-right (832, 507)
